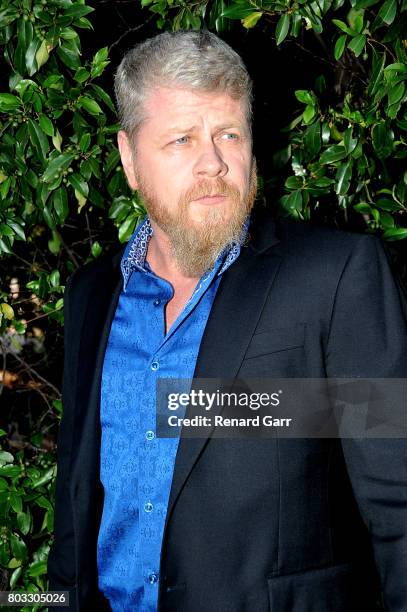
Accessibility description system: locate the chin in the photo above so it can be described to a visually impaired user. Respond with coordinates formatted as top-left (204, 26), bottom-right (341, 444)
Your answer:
top-left (189, 203), bottom-right (230, 225)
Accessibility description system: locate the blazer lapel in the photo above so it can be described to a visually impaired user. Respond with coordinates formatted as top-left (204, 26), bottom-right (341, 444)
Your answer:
top-left (166, 213), bottom-right (283, 520)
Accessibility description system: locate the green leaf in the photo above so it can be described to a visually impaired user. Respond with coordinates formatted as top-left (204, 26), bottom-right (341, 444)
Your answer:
top-left (285, 190), bottom-right (303, 212)
top-left (383, 227), bottom-right (407, 241)
top-left (376, 197), bottom-right (399, 211)
top-left (68, 173), bottom-right (89, 198)
top-left (303, 105), bottom-right (316, 124)
top-left (80, 159), bottom-right (92, 180)
top-left (285, 176), bottom-right (303, 190)
top-left (9, 493), bottom-right (22, 514)
top-left (10, 567), bottom-right (22, 590)
top-left (348, 34), bottom-right (366, 57)
top-left (354, 202), bottom-right (372, 213)
top-left (32, 466), bottom-right (54, 489)
top-left (39, 114), bottom-right (54, 137)
top-left (368, 50), bottom-right (386, 96)
top-left (48, 229), bottom-right (61, 254)
top-left (74, 67), bottom-right (90, 83)
top-left (25, 37), bottom-right (40, 76)
top-left (0, 93), bottom-right (22, 112)
top-left (295, 90), bottom-right (314, 105)
top-left (35, 39), bottom-right (49, 69)
top-left (335, 161), bottom-right (353, 195)
top-left (63, 5), bottom-right (94, 18)
top-left (109, 197), bottom-right (131, 220)
top-left (334, 34), bottom-right (347, 60)
top-left (105, 149), bottom-right (120, 176)
top-left (242, 11), bottom-right (262, 29)
top-left (304, 121), bottom-right (322, 158)
top-left (42, 154), bottom-right (74, 183)
top-left (90, 84), bottom-right (116, 112)
top-left (53, 399), bottom-right (63, 415)
top-left (42, 204), bottom-right (56, 229)
top-left (384, 63), bottom-right (407, 73)
top-left (0, 8), bottom-right (19, 28)
top-left (93, 46), bottom-right (109, 64)
top-left (276, 13), bottom-right (290, 45)
top-left (118, 215), bottom-right (138, 243)
top-left (91, 241), bottom-right (102, 258)
top-left (290, 12), bottom-right (302, 37)
top-left (380, 211), bottom-right (395, 229)
top-left (388, 82), bottom-right (405, 106)
top-left (313, 177), bottom-right (335, 188)
top-left (377, 0), bottom-right (397, 25)
top-left (76, 16), bottom-right (93, 29)
top-left (344, 127), bottom-right (358, 154)
top-left (0, 451), bottom-right (14, 465)
top-left (10, 533), bottom-right (27, 561)
top-left (349, 7), bottom-right (365, 33)
top-left (52, 129), bottom-right (63, 152)
top-left (0, 464), bottom-right (21, 477)
top-left (27, 119), bottom-right (49, 163)
top-left (0, 224), bottom-right (14, 237)
top-left (15, 19), bottom-right (33, 75)
top-left (17, 511), bottom-right (31, 536)
top-left (27, 560), bottom-right (47, 577)
top-left (7, 220), bottom-right (26, 241)
top-left (372, 122), bottom-right (394, 158)
top-left (79, 133), bottom-right (91, 152)
top-left (354, 0), bottom-right (380, 7)
top-left (49, 270), bottom-right (60, 288)
top-left (321, 122), bottom-right (330, 143)
top-left (79, 96), bottom-right (102, 115)
top-left (319, 144), bottom-right (347, 164)
top-left (332, 18), bottom-right (355, 35)
top-left (57, 44), bottom-right (81, 70)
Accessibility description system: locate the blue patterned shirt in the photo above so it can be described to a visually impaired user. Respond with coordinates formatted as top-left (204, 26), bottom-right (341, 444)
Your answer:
top-left (97, 216), bottom-right (248, 611)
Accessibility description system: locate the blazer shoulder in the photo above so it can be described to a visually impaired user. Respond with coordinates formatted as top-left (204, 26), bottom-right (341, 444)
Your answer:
top-left (65, 245), bottom-right (125, 294)
top-left (276, 217), bottom-right (380, 260)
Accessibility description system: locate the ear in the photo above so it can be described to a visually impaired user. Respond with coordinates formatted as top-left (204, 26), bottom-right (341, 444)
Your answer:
top-left (117, 130), bottom-right (139, 190)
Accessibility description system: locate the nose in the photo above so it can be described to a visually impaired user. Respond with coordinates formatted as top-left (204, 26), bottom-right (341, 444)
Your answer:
top-left (193, 140), bottom-right (228, 179)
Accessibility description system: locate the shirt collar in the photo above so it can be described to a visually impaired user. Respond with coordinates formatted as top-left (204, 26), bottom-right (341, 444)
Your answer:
top-left (121, 214), bottom-right (250, 291)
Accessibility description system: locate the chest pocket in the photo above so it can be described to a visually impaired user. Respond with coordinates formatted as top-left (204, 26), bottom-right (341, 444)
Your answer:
top-left (244, 323), bottom-right (305, 360)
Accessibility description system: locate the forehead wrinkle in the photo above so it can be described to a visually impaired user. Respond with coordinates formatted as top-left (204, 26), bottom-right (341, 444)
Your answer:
top-left (140, 87), bottom-right (250, 143)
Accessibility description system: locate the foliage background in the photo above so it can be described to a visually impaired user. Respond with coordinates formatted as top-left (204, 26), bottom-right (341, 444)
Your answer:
top-left (0, 0), bottom-right (406, 607)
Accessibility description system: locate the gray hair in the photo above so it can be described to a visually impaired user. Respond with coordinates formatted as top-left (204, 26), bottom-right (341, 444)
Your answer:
top-left (114, 30), bottom-right (253, 144)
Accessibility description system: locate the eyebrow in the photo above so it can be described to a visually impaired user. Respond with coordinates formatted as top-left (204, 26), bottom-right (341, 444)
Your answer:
top-left (161, 124), bottom-right (244, 137)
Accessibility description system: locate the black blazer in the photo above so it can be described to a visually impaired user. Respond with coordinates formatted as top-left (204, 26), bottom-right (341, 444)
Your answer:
top-left (47, 211), bottom-right (407, 611)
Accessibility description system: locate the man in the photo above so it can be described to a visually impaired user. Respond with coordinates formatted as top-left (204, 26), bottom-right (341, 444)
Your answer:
top-left (47, 30), bottom-right (407, 611)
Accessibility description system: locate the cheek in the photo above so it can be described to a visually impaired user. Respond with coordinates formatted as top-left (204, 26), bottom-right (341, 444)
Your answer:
top-left (230, 160), bottom-right (251, 187)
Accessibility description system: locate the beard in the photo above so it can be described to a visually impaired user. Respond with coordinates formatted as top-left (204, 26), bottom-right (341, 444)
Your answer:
top-left (134, 159), bottom-right (258, 277)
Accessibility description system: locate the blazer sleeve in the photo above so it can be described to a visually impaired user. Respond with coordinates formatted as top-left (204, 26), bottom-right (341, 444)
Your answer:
top-left (47, 271), bottom-right (78, 592)
top-left (325, 234), bottom-right (407, 611)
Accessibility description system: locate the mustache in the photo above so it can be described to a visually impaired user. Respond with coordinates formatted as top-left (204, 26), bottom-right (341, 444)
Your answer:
top-left (183, 178), bottom-right (240, 202)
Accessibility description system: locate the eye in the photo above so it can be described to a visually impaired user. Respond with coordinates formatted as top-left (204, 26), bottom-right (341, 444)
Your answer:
top-left (221, 133), bottom-right (239, 141)
top-left (173, 136), bottom-right (189, 145)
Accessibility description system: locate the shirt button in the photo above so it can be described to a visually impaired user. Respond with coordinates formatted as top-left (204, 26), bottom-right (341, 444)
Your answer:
top-left (144, 501), bottom-right (153, 513)
top-left (148, 573), bottom-right (158, 584)
top-left (153, 299), bottom-right (161, 306)
top-left (151, 360), bottom-right (159, 371)
top-left (145, 430), bottom-right (155, 441)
